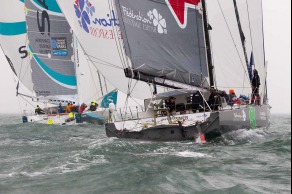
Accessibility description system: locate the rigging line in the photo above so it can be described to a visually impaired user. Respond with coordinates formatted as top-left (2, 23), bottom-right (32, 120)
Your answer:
top-left (107, 0), bottom-right (128, 69)
top-left (122, 78), bottom-right (132, 128)
top-left (104, 76), bottom-right (109, 94)
top-left (130, 80), bottom-right (139, 96)
top-left (7, 65), bottom-right (24, 115)
top-left (97, 71), bottom-right (104, 96)
top-left (19, 31), bottom-right (30, 87)
top-left (87, 60), bottom-right (100, 100)
top-left (84, 50), bottom-right (124, 98)
top-left (82, 88), bottom-right (106, 104)
top-left (216, 0), bottom-right (251, 84)
top-left (19, 94), bottom-right (35, 110)
top-left (126, 77), bottom-right (134, 111)
top-left (86, 54), bottom-right (124, 69)
top-left (128, 95), bottom-right (143, 107)
top-left (19, 36), bottom-right (33, 91)
top-left (242, 70), bottom-right (246, 94)
top-left (87, 58), bottom-right (124, 70)
top-left (17, 94), bottom-right (24, 115)
top-left (245, 0), bottom-right (255, 66)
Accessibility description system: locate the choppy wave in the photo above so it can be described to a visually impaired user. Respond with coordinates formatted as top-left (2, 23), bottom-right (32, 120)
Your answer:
top-left (0, 114), bottom-right (290, 194)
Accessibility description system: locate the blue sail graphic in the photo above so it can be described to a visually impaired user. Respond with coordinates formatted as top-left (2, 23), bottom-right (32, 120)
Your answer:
top-left (101, 90), bottom-right (118, 108)
top-left (0, 22), bottom-right (26, 36)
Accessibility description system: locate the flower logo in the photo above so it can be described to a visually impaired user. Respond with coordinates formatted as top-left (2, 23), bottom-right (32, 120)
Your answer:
top-left (85, 0), bottom-right (95, 16)
top-left (147, 9), bottom-right (167, 34)
top-left (74, 0), bottom-right (95, 33)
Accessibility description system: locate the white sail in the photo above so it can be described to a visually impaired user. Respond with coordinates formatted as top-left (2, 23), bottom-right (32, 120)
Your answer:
top-left (235, 0), bottom-right (266, 102)
top-left (56, 0), bottom-right (162, 99)
top-left (206, 0), bottom-right (252, 96)
top-left (0, 0), bottom-right (33, 92)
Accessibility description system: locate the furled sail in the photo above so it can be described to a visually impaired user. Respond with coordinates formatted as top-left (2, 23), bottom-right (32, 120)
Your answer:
top-left (0, 0), bottom-right (33, 92)
top-left (56, 0), bottom-right (165, 99)
top-left (25, 0), bottom-right (77, 98)
top-left (115, 0), bottom-right (209, 89)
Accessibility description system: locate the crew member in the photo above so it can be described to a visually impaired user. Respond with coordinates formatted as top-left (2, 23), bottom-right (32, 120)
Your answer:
top-left (166, 97), bottom-right (176, 113)
top-left (66, 103), bottom-right (72, 113)
top-left (252, 69), bottom-right (261, 105)
top-left (228, 89), bottom-right (237, 107)
top-left (35, 105), bottom-right (45, 115)
top-left (90, 100), bottom-right (98, 111)
top-left (208, 86), bottom-right (219, 111)
top-left (79, 103), bottom-right (87, 114)
top-left (58, 103), bottom-right (64, 114)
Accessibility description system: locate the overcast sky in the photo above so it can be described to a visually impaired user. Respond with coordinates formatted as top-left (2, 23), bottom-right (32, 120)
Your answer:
top-left (0, 0), bottom-right (291, 114)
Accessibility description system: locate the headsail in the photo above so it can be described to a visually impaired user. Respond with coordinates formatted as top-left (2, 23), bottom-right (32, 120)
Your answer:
top-left (56, 0), bottom-right (164, 99)
top-left (0, 0), bottom-right (33, 92)
top-left (234, 0), bottom-right (267, 102)
top-left (25, 0), bottom-right (77, 98)
top-left (206, 0), bottom-right (266, 100)
top-left (116, 0), bottom-right (209, 89)
top-left (206, 0), bottom-right (252, 95)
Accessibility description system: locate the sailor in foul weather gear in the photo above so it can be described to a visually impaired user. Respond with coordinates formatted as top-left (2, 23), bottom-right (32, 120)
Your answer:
top-left (35, 105), bottom-right (45, 115)
top-left (66, 103), bottom-right (72, 113)
top-left (90, 100), bottom-right (98, 111)
top-left (227, 89), bottom-right (237, 107)
top-left (79, 103), bottom-right (87, 114)
top-left (165, 97), bottom-right (176, 113)
top-left (58, 103), bottom-right (64, 114)
top-left (108, 100), bottom-right (115, 122)
top-left (251, 69), bottom-right (261, 105)
top-left (208, 86), bottom-right (220, 111)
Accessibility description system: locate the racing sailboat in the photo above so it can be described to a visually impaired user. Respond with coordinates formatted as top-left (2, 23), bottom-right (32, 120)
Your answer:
top-left (0, 0), bottom-right (115, 125)
top-left (57, 0), bottom-right (270, 141)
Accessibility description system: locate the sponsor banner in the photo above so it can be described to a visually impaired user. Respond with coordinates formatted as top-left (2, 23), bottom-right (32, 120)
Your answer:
top-left (52, 37), bottom-right (68, 56)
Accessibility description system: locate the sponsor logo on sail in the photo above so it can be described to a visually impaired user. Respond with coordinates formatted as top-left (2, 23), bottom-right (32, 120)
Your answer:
top-left (121, 6), bottom-right (167, 34)
top-left (74, 0), bottom-right (95, 33)
top-left (51, 37), bottom-right (68, 56)
top-left (74, 0), bottom-right (122, 39)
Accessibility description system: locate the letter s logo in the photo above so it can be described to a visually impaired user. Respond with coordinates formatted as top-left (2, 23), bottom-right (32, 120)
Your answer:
top-left (19, 46), bottom-right (28, 59)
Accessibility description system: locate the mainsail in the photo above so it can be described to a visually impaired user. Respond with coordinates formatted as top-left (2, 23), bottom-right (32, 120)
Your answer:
top-left (25, 0), bottom-right (78, 99)
top-left (0, 0), bottom-right (33, 92)
top-left (115, 0), bottom-right (209, 89)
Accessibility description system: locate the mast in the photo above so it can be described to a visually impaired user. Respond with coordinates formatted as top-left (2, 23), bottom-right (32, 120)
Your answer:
top-left (201, 0), bottom-right (214, 87)
top-left (233, 0), bottom-right (249, 73)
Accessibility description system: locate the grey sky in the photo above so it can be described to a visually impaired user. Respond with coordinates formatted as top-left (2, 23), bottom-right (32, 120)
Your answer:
top-left (0, 0), bottom-right (291, 114)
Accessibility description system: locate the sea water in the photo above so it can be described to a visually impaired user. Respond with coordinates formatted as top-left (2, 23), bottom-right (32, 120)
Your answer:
top-left (0, 114), bottom-right (290, 194)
